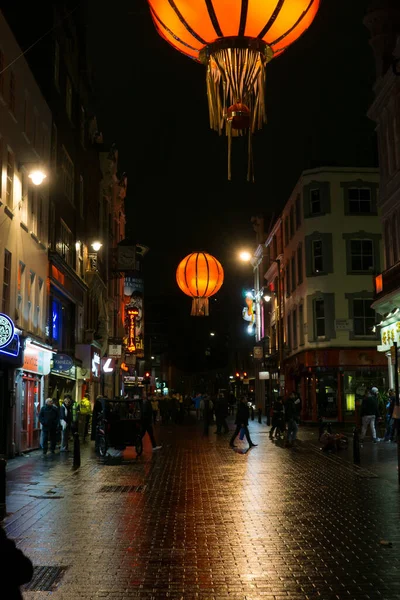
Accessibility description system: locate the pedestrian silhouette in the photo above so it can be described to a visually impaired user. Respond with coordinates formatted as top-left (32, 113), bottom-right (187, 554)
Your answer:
top-left (0, 525), bottom-right (33, 598)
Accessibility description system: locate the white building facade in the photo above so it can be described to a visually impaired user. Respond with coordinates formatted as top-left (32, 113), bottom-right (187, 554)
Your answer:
top-left (0, 11), bottom-right (52, 456)
top-left (263, 167), bottom-right (387, 423)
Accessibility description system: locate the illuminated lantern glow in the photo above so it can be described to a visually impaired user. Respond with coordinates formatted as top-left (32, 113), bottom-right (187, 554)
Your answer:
top-left (176, 252), bottom-right (224, 316)
top-left (147, 0), bottom-right (320, 180)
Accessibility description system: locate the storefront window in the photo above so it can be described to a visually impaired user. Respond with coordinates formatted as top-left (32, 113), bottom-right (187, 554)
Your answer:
top-left (343, 369), bottom-right (387, 414)
top-left (316, 371), bottom-right (338, 419)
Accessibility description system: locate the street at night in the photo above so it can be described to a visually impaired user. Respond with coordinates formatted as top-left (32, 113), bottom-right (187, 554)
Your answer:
top-left (3, 418), bottom-right (400, 600)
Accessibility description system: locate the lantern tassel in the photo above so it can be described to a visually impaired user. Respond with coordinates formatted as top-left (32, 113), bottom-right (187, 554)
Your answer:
top-left (191, 298), bottom-right (209, 317)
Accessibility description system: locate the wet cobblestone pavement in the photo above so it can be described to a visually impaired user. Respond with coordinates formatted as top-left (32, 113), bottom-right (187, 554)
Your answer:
top-left (4, 418), bottom-right (400, 599)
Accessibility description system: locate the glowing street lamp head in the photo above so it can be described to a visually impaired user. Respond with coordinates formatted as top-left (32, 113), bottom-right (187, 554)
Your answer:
top-left (91, 241), bottom-right (102, 252)
top-left (28, 170), bottom-right (47, 186)
top-left (239, 251), bottom-right (252, 262)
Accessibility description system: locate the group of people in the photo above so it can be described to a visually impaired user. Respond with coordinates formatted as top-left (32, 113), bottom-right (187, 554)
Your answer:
top-left (269, 392), bottom-right (302, 447)
top-left (38, 393), bottom-right (92, 455)
top-left (360, 385), bottom-right (400, 444)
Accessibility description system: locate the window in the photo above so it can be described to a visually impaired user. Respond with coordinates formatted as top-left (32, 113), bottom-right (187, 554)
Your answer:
top-left (299, 303), bottom-right (304, 345)
top-left (314, 299), bottom-right (325, 337)
top-left (23, 97), bottom-right (31, 139)
top-left (21, 170), bottom-right (28, 223)
top-left (289, 206), bottom-right (294, 239)
top-left (29, 187), bottom-right (37, 235)
top-left (312, 240), bottom-right (323, 273)
top-left (54, 41), bottom-right (60, 88)
top-left (76, 242), bottom-right (84, 278)
top-left (297, 245), bottom-right (303, 284)
top-left (286, 261), bottom-right (291, 296)
top-left (79, 175), bottom-right (84, 218)
top-left (18, 262), bottom-right (26, 315)
top-left (0, 50), bottom-right (4, 96)
top-left (284, 217), bottom-right (289, 247)
top-left (9, 72), bottom-right (16, 114)
top-left (2, 250), bottom-right (11, 314)
top-left (350, 240), bottom-right (374, 272)
top-left (66, 76), bottom-right (72, 120)
top-left (52, 298), bottom-right (62, 344)
top-left (80, 105), bottom-right (85, 147)
top-left (6, 150), bottom-right (14, 208)
top-left (59, 219), bottom-right (73, 266)
top-left (392, 214), bottom-right (398, 264)
top-left (292, 307), bottom-right (297, 348)
top-left (51, 123), bottom-right (58, 169)
top-left (353, 299), bottom-right (375, 336)
top-left (61, 146), bottom-right (74, 205)
top-left (287, 313), bottom-right (292, 350)
top-left (295, 194), bottom-right (301, 228)
top-left (37, 278), bottom-right (44, 334)
top-left (291, 255), bottom-right (296, 292)
top-left (310, 189), bottom-right (321, 215)
top-left (28, 271), bottom-right (36, 331)
top-left (37, 195), bottom-right (44, 241)
top-left (348, 188), bottom-right (372, 213)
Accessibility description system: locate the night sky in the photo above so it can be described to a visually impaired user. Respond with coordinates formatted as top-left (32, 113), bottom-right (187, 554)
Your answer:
top-left (86, 0), bottom-right (376, 367)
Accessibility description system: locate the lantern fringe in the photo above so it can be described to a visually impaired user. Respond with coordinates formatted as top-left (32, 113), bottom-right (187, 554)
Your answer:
top-left (205, 47), bottom-right (267, 136)
top-left (191, 298), bottom-right (209, 317)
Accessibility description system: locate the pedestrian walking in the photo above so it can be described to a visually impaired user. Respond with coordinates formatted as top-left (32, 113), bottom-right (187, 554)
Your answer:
top-left (151, 396), bottom-right (159, 424)
top-left (142, 397), bottom-right (162, 451)
top-left (269, 396), bottom-right (285, 439)
top-left (214, 394), bottom-right (229, 434)
top-left (79, 393), bottom-right (92, 442)
top-left (384, 389), bottom-right (395, 442)
top-left (285, 392), bottom-right (301, 447)
top-left (229, 397), bottom-right (257, 449)
top-left (39, 398), bottom-right (59, 455)
top-left (59, 395), bottom-right (72, 452)
top-left (201, 394), bottom-right (213, 436)
top-left (0, 525), bottom-right (33, 599)
top-left (360, 386), bottom-right (380, 444)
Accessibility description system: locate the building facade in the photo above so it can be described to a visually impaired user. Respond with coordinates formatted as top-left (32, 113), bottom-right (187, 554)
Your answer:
top-left (263, 167), bottom-right (386, 423)
top-left (0, 10), bottom-right (52, 455)
top-left (364, 2), bottom-right (400, 387)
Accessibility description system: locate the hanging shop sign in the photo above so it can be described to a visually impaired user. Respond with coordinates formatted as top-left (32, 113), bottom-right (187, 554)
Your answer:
top-left (53, 354), bottom-right (74, 372)
top-left (259, 371), bottom-right (270, 380)
top-left (0, 313), bottom-right (15, 349)
top-left (102, 358), bottom-right (115, 373)
top-left (253, 346), bottom-right (263, 360)
top-left (125, 307), bottom-right (139, 353)
top-left (108, 344), bottom-right (122, 358)
top-left (92, 351), bottom-right (101, 379)
top-left (23, 342), bottom-right (51, 375)
top-left (0, 333), bottom-right (20, 358)
top-left (379, 321), bottom-right (400, 352)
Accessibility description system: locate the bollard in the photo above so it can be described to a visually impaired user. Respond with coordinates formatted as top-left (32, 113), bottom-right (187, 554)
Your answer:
top-left (0, 458), bottom-right (6, 520)
top-left (258, 408), bottom-right (262, 424)
top-left (73, 432), bottom-right (81, 468)
top-left (353, 427), bottom-right (361, 465)
top-left (251, 406), bottom-right (255, 421)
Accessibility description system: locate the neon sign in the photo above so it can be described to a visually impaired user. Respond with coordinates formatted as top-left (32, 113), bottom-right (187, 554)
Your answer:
top-left (126, 307), bottom-right (139, 353)
top-left (0, 313), bottom-right (15, 349)
top-left (92, 352), bottom-right (100, 377)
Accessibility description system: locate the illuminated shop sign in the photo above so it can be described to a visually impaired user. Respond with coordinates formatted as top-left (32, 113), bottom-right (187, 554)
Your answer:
top-left (92, 352), bottom-right (100, 377)
top-left (0, 334), bottom-right (20, 358)
top-left (126, 307), bottom-right (139, 353)
top-left (0, 313), bottom-right (15, 349)
top-left (380, 321), bottom-right (400, 351)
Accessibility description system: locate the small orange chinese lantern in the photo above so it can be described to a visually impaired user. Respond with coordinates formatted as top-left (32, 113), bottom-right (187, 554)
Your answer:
top-left (146, 0), bottom-right (320, 180)
top-left (176, 252), bottom-right (224, 316)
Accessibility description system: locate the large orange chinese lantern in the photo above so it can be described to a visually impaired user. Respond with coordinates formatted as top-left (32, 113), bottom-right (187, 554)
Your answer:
top-left (176, 252), bottom-right (224, 316)
top-left (146, 0), bottom-right (320, 180)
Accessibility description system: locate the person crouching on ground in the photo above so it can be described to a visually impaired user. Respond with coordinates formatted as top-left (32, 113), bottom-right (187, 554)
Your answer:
top-left (229, 397), bottom-right (257, 449)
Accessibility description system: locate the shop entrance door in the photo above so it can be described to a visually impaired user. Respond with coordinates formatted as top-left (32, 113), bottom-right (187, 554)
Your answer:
top-left (21, 374), bottom-right (41, 451)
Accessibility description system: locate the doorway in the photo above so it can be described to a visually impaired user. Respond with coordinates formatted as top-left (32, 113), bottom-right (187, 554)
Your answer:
top-left (21, 373), bottom-right (41, 451)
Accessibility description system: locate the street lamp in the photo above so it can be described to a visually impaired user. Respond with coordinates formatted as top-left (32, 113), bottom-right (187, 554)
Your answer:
top-left (28, 170), bottom-right (47, 186)
top-left (91, 241), bottom-right (102, 252)
top-left (239, 250), bottom-right (252, 262)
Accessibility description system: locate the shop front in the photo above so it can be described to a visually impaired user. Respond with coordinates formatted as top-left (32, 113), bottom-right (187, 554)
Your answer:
top-left (0, 313), bottom-right (23, 456)
top-left (17, 340), bottom-right (52, 453)
top-left (75, 343), bottom-right (102, 404)
top-left (284, 348), bottom-right (387, 423)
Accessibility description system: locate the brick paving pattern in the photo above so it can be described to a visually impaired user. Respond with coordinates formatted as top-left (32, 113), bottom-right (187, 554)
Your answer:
top-left (3, 419), bottom-right (400, 599)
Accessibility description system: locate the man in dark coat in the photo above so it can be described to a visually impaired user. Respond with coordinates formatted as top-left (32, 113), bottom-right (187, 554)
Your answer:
top-left (142, 398), bottom-right (162, 451)
top-left (0, 525), bottom-right (33, 598)
top-left (229, 397), bottom-right (257, 449)
top-left (214, 394), bottom-right (229, 434)
top-left (39, 399), bottom-right (59, 454)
